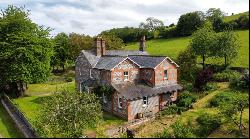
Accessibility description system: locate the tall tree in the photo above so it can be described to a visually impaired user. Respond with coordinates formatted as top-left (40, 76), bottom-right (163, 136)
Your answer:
top-left (53, 32), bottom-right (70, 72)
top-left (189, 22), bottom-right (216, 69)
top-left (139, 17), bottom-right (164, 31)
top-left (211, 30), bottom-right (240, 67)
top-left (0, 5), bottom-right (53, 97)
top-left (176, 11), bottom-right (205, 36)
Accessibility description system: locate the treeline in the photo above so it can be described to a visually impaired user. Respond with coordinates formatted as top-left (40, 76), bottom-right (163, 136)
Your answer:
top-left (99, 8), bottom-right (249, 43)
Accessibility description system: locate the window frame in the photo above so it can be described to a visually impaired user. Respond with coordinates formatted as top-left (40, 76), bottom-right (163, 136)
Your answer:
top-left (89, 69), bottom-right (93, 78)
top-left (142, 96), bottom-right (148, 107)
top-left (124, 71), bottom-right (129, 81)
top-left (164, 70), bottom-right (168, 80)
top-left (102, 93), bottom-right (107, 103)
top-left (118, 97), bottom-right (123, 109)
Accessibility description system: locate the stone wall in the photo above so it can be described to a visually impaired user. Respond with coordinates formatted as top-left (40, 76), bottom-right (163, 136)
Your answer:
top-left (155, 59), bottom-right (177, 86)
top-left (111, 59), bottom-right (140, 84)
top-left (112, 92), bottom-right (128, 119)
top-left (75, 52), bottom-right (92, 91)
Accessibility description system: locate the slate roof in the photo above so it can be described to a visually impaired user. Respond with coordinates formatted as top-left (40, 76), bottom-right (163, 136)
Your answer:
top-left (129, 55), bottom-right (166, 68)
top-left (81, 50), bottom-right (100, 67)
top-left (112, 83), bottom-right (183, 100)
top-left (94, 56), bottom-right (126, 70)
top-left (106, 50), bottom-right (148, 56)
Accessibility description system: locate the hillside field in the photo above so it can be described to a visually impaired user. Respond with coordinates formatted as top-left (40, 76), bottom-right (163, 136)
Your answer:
top-left (125, 30), bottom-right (249, 68)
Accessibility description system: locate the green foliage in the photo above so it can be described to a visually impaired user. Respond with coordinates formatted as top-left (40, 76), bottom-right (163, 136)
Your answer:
top-left (210, 91), bottom-right (248, 107)
top-left (177, 11), bottom-right (205, 36)
top-left (171, 121), bottom-right (196, 138)
top-left (69, 33), bottom-right (93, 59)
top-left (99, 34), bottom-right (125, 50)
top-left (160, 105), bottom-right (179, 116)
top-left (154, 128), bottom-right (172, 138)
top-left (218, 93), bottom-right (249, 136)
top-left (229, 70), bottom-right (249, 90)
top-left (213, 70), bottom-right (241, 82)
top-left (52, 32), bottom-right (70, 71)
top-left (201, 82), bottom-right (219, 92)
top-left (0, 5), bottom-right (53, 95)
top-left (176, 91), bottom-right (198, 108)
top-left (139, 17), bottom-right (164, 32)
top-left (177, 46), bottom-right (198, 82)
top-left (196, 113), bottom-right (221, 137)
top-left (189, 22), bottom-right (216, 68)
top-left (211, 30), bottom-right (240, 66)
top-left (37, 90), bottom-right (102, 137)
top-left (93, 85), bottom-right (114, 100)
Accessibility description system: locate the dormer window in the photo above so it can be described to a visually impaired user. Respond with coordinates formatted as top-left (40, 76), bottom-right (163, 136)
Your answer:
top-left (124, 71), bottom-right (129, 81)
top-left (164, 70), bottom-right (168, 80)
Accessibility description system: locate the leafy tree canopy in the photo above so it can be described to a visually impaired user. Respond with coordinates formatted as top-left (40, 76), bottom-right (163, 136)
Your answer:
top-left (139, 17), bottom-right (164, 31)
top-left (0, 5), bottom-right (53, 96)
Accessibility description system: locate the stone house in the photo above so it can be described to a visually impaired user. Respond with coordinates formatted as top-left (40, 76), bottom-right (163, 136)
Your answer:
top-left (75, 36), bottom-right (182, 121)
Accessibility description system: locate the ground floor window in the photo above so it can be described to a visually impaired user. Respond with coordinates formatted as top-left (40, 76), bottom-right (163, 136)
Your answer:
top-left (143, 96), bottom-right (148, 107)
top-left (118, 97), bottom-right (123, 108)
top-left (103, 93), bottom-right (107, 103)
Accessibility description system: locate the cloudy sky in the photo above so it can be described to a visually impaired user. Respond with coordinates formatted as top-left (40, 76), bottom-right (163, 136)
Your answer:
top-left (0, 0), bottom-right (249, 36)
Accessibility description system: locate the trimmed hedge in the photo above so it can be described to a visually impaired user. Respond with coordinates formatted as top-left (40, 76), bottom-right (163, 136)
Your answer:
top-left (213, 70), bottom-right (241, 82)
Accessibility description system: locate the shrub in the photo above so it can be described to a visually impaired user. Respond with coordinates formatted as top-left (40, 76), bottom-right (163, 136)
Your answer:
top-left (229, 70), bottom-right (249, 90)
top-left (65, 77), bottom-right (73, 82)
top-left (160, 105), bottom-right (179, 116)
top-left (171, 121), bottom-right (196, 138)
top-left (196, 113), bottom-right (221, 137)
top-left (194, 68), bottom-right (213, 92)
top-left (213, 70), bottom-right (241, 82)
top-left (201, 82), bottom-right (219, 91)
top-left (176, 91), bottom-right (198, 108)
top-left (209, 91), bottom-right (248, 107)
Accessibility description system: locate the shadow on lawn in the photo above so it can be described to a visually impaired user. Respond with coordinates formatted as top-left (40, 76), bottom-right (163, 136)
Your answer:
top-left (30, 96), bottom-right (51, 104)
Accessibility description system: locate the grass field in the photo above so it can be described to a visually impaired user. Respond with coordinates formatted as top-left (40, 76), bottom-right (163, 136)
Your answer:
top-left (224, 11), bottom-right (249, 22)
top-left (125, 30), bottom-right (249, 68)
top-left (0, 103), bottom-right (23, 138)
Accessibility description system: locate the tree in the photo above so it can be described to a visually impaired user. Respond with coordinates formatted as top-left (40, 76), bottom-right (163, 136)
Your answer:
top-left (219, 94), bottom-right (249, 137)
top-left (176, 46), bottom-right (197, 82)
top-left (206, 8), bottom-right (226, 23)
top-left (53, 32), bottom-right (70, 72)
top-left (69, 33), bottom-right (93, 59)
top-left (205, 8), bottom-right (226, 32)
top-left (0, 5), bottom-right (53, 97)
top-left (211, 30), bottom-right (240, 67)
top-left (37, 90), bottom-right (102, 137)
top-left (237, 14), bottom-right (249, 29)
top-left (176, 11), bottom-right (205, 36)
top-left (189, 22), bottom-right (216, 69)
top-left (99, 34), bottom-right (125, 50)
top-left (139, 17), bottom-right (164, 31)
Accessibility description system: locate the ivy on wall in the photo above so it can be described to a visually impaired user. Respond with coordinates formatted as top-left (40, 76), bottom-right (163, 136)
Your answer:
top-left (93, 85), bottom-right (115, 100)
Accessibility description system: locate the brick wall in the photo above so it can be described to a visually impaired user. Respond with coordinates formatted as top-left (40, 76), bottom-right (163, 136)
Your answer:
top-left (155, 59), bottom-right (177, 86)
top-left (140, 68), bottom-right (155, 87)
top-left (111, 59), bottom-right (140, 84)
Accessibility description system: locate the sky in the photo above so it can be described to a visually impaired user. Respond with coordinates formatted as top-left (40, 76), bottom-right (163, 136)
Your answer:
top-left (0, 0), bottom-right (249, 36)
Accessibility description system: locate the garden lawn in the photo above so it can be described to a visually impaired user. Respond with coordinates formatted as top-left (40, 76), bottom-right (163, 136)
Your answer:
top-left (125, 30), bottom-right (249, 67)
top-left (0, 103), bottom-right (23, 138)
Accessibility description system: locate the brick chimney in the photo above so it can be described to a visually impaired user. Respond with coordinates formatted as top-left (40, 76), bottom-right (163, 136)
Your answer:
top-left (101, 39), bottom-right (106, 56)
top-left (95, 37), bottom-right (106, 56)
top-left (95, 37), bottom-right (102, 56)
top-left (139, 35), bottom-right (146, 52)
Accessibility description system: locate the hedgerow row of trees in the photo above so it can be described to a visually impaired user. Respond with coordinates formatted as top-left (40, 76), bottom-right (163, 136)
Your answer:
top-left (100, 8), bottom-right (249, 43)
